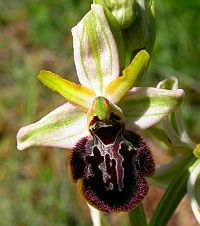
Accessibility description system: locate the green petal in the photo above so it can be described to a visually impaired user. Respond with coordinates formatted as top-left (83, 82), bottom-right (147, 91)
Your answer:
top-left (17, 103), bottom-right (88, 150)
top-left (187, 160), bottom-right (200, 224)
top-left (72, 4), bottom-right (120, 95)
top-left (119, 87), bottom-right (184, 130)
top-left (105, 50), bottom-right (150, 104)
top-left (38, 70), bottom-right (96, 111)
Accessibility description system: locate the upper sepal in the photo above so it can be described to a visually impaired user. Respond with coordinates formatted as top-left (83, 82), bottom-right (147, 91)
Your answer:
top-left (93, 0), bottom-right (125, 71)
top-left (17, 103), bottom-right (89, 150)
top-left (72, 4), bottom-right (120, 95)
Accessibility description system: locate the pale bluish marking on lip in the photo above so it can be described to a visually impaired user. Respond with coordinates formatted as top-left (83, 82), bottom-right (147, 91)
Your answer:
top-left (92, 133), bottom-right (125, 192)
top-left (98, 160), bottom-right (111, 183)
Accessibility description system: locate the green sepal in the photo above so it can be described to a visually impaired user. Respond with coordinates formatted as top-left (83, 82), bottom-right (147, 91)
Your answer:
top-left (120, 86), bottom-right (184, 130)
top-left (17, 103), bottom-right (88, 150)
top-left (128, 204), bottom-right (148, 226)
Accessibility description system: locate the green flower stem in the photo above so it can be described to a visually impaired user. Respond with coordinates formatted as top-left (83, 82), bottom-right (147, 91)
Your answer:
top-left (128, 204), bottom-right (147, 226)
top-left (149, 154), bottom-right (197, 226)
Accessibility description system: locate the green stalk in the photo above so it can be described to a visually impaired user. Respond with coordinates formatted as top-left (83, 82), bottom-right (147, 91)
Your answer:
top-left (128, 204), bottom-right (148, 226)
top-left (149, 154), bottom-right (196, 226)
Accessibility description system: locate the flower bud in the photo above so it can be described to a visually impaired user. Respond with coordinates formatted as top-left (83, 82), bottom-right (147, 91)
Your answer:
top-left (104, 0), bottom-right (137, 29)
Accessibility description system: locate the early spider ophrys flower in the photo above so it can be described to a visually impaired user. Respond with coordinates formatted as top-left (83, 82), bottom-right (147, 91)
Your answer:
top-left (187, 145), bottom-right (200, 224)
top-left (17, 4), bottom-right (184, 212)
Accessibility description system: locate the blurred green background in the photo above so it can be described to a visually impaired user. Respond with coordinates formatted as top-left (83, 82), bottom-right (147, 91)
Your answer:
top-left (0, 0), bottom-right (200, 226)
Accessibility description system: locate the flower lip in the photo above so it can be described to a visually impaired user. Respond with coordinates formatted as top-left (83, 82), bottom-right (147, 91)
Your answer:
top-left (89, 117), bottom-right (123, 145)
top-left (70, 129), bottom-right (154, 212)
top-left (94, 124), bottom-right (122, 145)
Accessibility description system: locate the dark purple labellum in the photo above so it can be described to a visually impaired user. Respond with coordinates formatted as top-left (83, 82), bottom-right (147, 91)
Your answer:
top-left (69, 116), bottom-right (155, 212)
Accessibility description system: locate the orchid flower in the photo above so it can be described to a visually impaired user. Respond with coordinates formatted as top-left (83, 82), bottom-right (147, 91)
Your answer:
top-left (145, 77), bottom-right (200, 225)
top-left (17, 4), bottom-right (184, 212)
top-left (187, 145), bottom-right (200, 224)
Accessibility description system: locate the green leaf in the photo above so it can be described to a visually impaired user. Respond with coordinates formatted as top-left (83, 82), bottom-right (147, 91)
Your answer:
top-left (149, 155), bottom-right (196, 226)
top-left (187, 160), bottom-right (200, 224)
top-left (128, 204), bottom-right (148, 226)
top-left (147, 126), bottom-right (193, 154)
top-left (149, 154), bottom-right (193, 188)
top-left (148, 126), bottom-right (171, 144)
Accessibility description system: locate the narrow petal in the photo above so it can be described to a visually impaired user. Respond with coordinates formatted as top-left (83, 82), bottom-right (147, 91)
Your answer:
top-left (72, 4), bottom-right (119, 95)
top-left (17, 103), bottom-right (89, 150)
top-left (105, 50), bottom-right (150, 104)
top-left (187, 160), bottom-right (200, 224)
top-left (38, 70), bottom-right (96, 111)
top-left (119, 87), bottom-right (184, 130)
